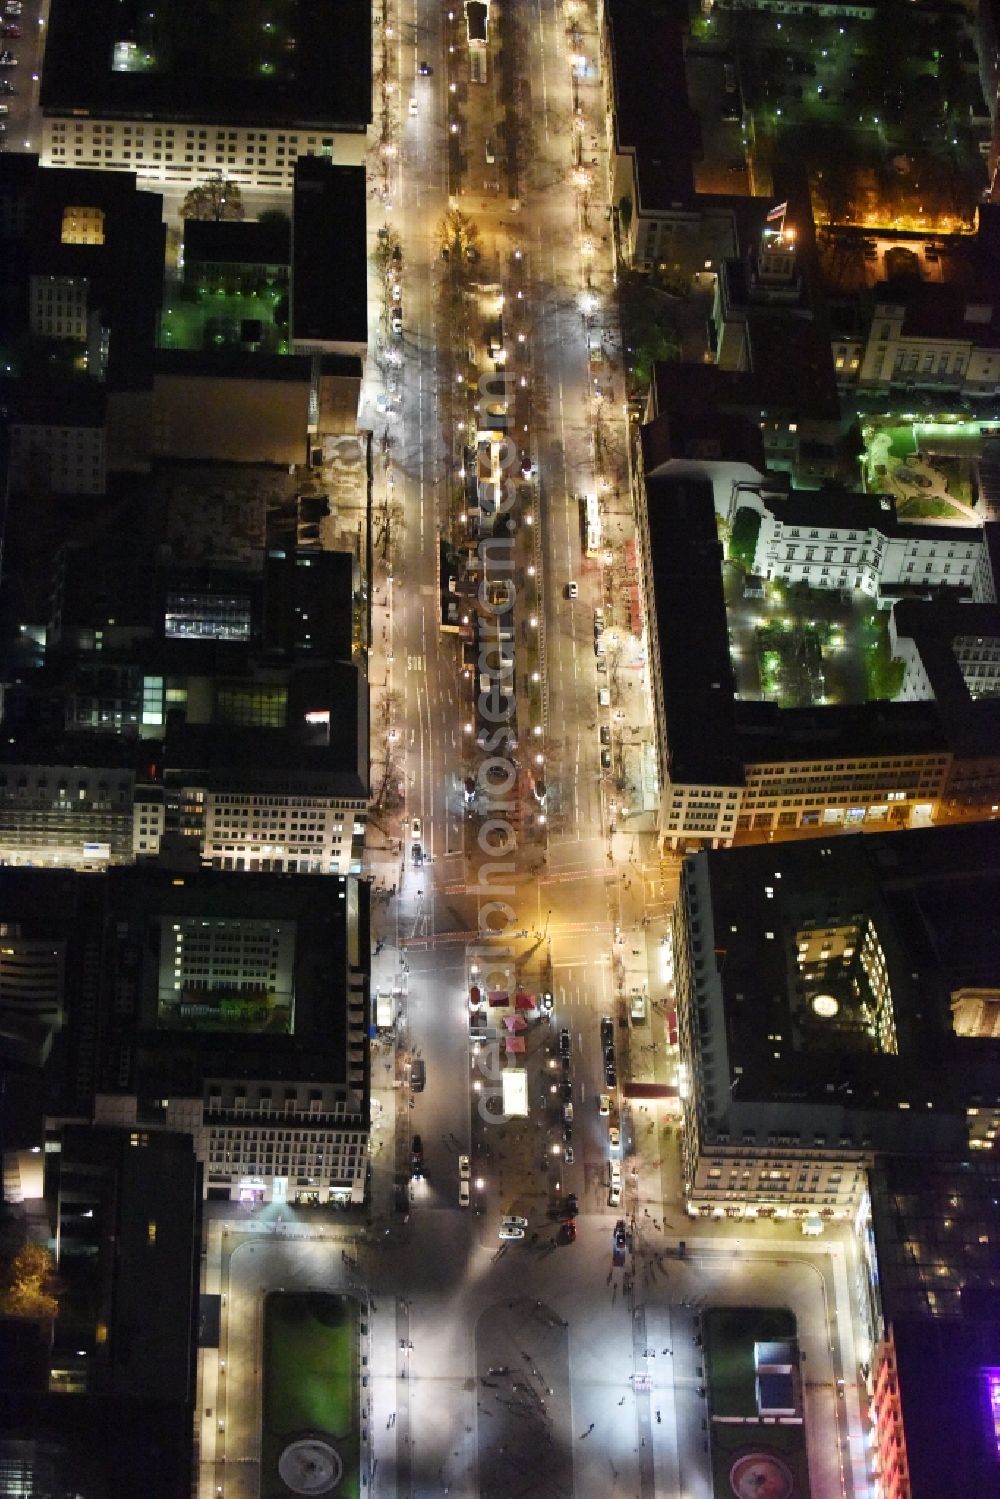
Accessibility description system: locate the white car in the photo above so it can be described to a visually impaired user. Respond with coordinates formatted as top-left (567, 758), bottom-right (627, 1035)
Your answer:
top-left (598, 687), bottom-right (611, 707)
top-left (459, 1154), bottom-right (470, 1181)
top-left (408, 96), bottom-right (418, 116)
top-left (609, 1160), bottom-right (622, 1187)
top-left (609, 1183), bottom-right (622, 1207)
top-left (459, 1180), bottom-right (470, 1208)
top-left (598, 1094), bottom-right (610, 1117)
top-left (608, 1126), bottom-right (621, 1152)
top-left (566, 580), bottom-right (578, 599)
top-left (501, 1214), bottom-right (528, 1230)
top-left (564, 1146), bottom-right (575, 1165)
top-left (410, 817), bottom-right (421, 838)
top-left (499, 1224), bottom-right (525, 1241)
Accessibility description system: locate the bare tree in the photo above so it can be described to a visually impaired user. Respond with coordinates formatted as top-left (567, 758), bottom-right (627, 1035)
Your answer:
top-left (181, 174), bottom-right (245, 222)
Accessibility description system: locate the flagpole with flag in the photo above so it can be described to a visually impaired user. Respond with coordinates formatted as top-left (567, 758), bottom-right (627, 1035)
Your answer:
top-left (766, 200), bottom-right (788, 232)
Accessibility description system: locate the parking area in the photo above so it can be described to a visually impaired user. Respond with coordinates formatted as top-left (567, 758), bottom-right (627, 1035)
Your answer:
top-left (0, 0), bottom-right (44, 157)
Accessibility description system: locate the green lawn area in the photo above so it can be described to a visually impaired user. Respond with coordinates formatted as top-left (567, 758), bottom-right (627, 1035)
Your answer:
top-left (886, 425), bottom-right (917, 460)
top-left (895, 496), bottom-right (964, 521)
top-left (703, 1307), bottom-right (811, 1499)
top-left (263, 1292), bottom-right (360, 1498)
top-left (704, 1307), bottom-right (796, 1418)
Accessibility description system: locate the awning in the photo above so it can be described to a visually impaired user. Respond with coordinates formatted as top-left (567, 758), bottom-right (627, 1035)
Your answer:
top-left (469, 985), bottom-right (481, 1006)
top-left (502, 1014), bottom-right (528, 1032)
top-left (488, 990), bottom-right (509, 1007)
top-left (514, 991), bottom-right (535, 1011)
top-left (503, 1036), bottom-right (526, 1053)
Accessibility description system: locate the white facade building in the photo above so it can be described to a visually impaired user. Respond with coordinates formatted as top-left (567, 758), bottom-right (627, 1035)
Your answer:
top-left (40, 120), bottom-right (367, 190)
top-left (754, 500), bottom-right (992, 604)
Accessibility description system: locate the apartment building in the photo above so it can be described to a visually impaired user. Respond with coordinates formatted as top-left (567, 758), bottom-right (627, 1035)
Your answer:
top-left (672, 827), bottom-right (998, 1221)
top-left (38, 0), bottom-right (372, 190)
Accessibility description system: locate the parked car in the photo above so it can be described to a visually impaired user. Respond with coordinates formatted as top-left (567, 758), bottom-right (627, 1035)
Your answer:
top-left (410, 816), bottom-right (421, 838)
top-left (502, 1214), bottom-right (528, 1230)
top-left (410, 1058), bottom-right (425, 1092)
top-left (410, 1134), bottom-right (424, 1176)
top-left (559, 1079), bottom-right (573, 1103)
top-left (598, 1093), bottom-right (610, 1117)
top-left (459, 1180), bottom-right (470, 1208)
top-left (598, 687), bottom-right (610, 707)
top-left (558, 1027), bottom-right (571, 1057)
top-left (559, 1218), bottom-right (577, 1244)
top-left (459, 1154), bottom-right (470, 1181)
top-left (605, 1059), bottom-right (617, 1088)
top-left (417, 59), bottom-right (432, 75)
top-left (599, 725), bottom-right (610, 745)
top-left (566, 580), bottom-right (577, 599)
top-left (564, 1145), bottom-right (575, 1164)
top-left (499, 1224), bottom-right (525, 1241)
top-left (608, 1126), bottom-right (621, 1152)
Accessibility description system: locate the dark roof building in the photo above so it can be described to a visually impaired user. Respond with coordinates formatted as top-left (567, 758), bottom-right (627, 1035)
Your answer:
top-left (40, 0), bottom-right (372, 133)
top-left (673, 822), bottom-right (1000, 1218)
top-left (291, 158), bottom-right (368, 359)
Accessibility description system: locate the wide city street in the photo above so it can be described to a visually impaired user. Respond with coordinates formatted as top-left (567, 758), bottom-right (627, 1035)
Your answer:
top-left (197, 1), bottom-right (873, 1496)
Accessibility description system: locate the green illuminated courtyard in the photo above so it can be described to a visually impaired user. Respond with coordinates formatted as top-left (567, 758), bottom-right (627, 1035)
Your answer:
top-left (160, 282), bottom-right (290, 355)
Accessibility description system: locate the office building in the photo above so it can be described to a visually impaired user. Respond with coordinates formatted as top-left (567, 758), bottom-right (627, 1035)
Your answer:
top-left (672, 824), bottom-right (1000, 1220)
top-left (635, 466), bottom-right (1000, 849)
top-left (0, 864), bottom-right (372, 1206)
top-left (39, 0), bottom-right (372, 189)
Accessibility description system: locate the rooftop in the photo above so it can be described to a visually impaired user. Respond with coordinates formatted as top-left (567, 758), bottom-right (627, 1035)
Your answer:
top-left (40, 0), bottom-right (372, 131)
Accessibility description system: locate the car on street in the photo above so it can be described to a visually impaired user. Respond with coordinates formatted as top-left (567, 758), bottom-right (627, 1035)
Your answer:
top-left (411, 842), bottom-right (423, 865)
top-left (563, 1193), bottom-right (579, 1217)
top-left (410, 1058), bottom-right (425, 1092)
top-left (558, 1027), bottom-right (571, 1056)
top-left (417, 59), bottom-right (432, 74)
top-left (601, 748), bottom-right (612, 769)
top-left (391, 307), bottom-right (403, 336)
top-left (559, 1079), bottom-right (573, 1103)
top-left (612, 1219), bottom-right (627, 1265)
top-left (459, 1180), bottom-right (470, 1208)
top-left (599, 725), bottom-right (610, 745)
top-left (410, 817), bottom-right (421, 838)
top-left (501, 1214), bottom-right (528, 1229)
top-left (564, 1145), bottom-right (575, 1164)
top-left (562, 1124), bottom-right (573, 1144)
top-left (0, 51), bottom-right (17, 65)
top-left (598, 687), bottom-right (610, 707)
top-left (598, 1093), bottom-right (610, 1116)
top-left (459, 1154), bottom-right (470, 1181)
top-left (410, 1134), bottom-right (424, 1176)
top-left (605, 1059), bottom-right (617, 1088)
top-left (408, 96), bottom-right (418, 115)
top-left (560, 1054), bottom-right (571, 1075)
top-left (608, 1126), bottom-right (621, 1152)
top-left (559, 1218), bottom-right (577, 1244)
top-left (609, 1182), bottom-right (622, 1207)
top-left (499, 1224), bottom-right (525, 1241)
top-left (601, 1016), bottom-right (613, 1042)
top-left (562, 1102), bottom-right (573, 1124)
top-left (566, 580), bottom-right (577, 599)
